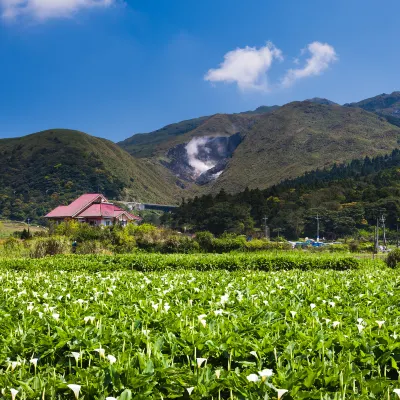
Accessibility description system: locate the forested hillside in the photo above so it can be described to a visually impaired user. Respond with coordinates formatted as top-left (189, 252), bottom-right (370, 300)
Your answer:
top-left (170, 149), bottom-right (400, 239)
top-left (0, 129), bottom-right (180, 222)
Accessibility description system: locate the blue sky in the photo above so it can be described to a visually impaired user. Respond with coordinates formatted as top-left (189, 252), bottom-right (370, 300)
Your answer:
top-left (0, 0), bottom-right (399, 142)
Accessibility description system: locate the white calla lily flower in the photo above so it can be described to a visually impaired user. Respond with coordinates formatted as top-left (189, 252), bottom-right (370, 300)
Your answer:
top-left (376, 320), bottom-right (385, 328)
top-left (277, 389), bottom-right (288, 399)
top-left (246, 373), bottom-right (259, 382)
top-left (196, 358), bottom-right (207, 368)
top-left (107, 354), bottom-right (117, 364)
top-left (67, 384), bottom-right (81, 399)
top-left (10, 388), bottom-right (18, 400)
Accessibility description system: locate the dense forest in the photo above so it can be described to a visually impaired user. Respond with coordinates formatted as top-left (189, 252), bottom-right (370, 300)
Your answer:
top-left (168, 149), bottom-right (400, 240)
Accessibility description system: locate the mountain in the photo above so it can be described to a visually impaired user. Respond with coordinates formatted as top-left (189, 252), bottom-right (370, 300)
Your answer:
top-left (0, 129), bottom-right (180, 221)
top-left (3, 92), bottom-right (400, 224)
top-left (242, 105), bottom-right (280, 115)
top-left (306, 97), bottom-right (338, 105)
top-left (171, 148), bottom-right (400, 239)
top-left (120, 100), bottom-right (400, 195)
top-left (344, 91), bottom-right (400, 127)
top-left (118, 104), bottom-right (279, 158)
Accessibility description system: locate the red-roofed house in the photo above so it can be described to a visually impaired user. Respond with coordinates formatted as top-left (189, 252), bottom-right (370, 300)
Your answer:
top-left (45, 194), bottom-right (141, 226)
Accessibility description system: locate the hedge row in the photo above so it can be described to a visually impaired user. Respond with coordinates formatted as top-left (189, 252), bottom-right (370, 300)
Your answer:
top-left (0, 252), bottom-right (361, 272)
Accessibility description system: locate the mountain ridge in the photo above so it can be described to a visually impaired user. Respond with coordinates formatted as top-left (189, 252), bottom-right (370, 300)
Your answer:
top-left (2, 91), bottom-right (400, 222)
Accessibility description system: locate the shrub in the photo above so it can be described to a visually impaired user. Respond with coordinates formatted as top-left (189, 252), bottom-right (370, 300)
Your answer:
top-left (386, 249), bottom-right (400, 268)
top-left (212, 236), bottom-right (246, 253)
top-left (3, 237), bottom-right (23, 255)
top-left (76, 240), bottom-right (104, 255)
top-left (29, 237), bottom-right (70, 258)
top-left (244, 240), bottom-right (292, 252)
top-left (162, 235), bottom-right (200, 253)
top-left (194, 231), bottom-right (214, 252)
top-left (328, 244), bottom-right (350, 253)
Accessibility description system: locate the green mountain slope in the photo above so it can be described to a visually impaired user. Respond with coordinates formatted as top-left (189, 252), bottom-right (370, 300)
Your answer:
top-left (209, 102), bottom-right (400, 193)
top-left (118, 106), bottom-right (278, 158)
top-left (345, 91), bottom-right (400, 127)
top-left (0, 129), bottom-right (180, 222)
top-left (119, 98), bottom-right (400, 198)
top-left (171, 148), bottom-right (400, 239)
top-left (118, 116), bottom-right (211, 158)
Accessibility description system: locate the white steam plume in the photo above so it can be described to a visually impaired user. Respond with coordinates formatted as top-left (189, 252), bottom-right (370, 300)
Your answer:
top-left (185, 137), bottom-right (216, 177)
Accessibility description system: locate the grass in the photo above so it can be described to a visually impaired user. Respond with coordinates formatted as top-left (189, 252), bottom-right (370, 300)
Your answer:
top-left (0, 220), bottom-right (47, 239)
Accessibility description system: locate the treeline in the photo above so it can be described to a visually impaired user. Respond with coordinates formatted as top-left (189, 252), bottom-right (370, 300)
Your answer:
top-left (168, 149), bottom-right (400, 239)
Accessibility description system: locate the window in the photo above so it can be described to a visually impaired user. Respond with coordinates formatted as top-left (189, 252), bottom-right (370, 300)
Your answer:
top-left (105, 220), bottom-right (111, 226)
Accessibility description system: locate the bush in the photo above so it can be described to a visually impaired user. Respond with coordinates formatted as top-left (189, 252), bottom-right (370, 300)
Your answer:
top-left (244, 240), bottom-right (292, 252)
top-left (76, 240), bottom-right (104, 255)
top-left (162, 235), bottom-right (200, 253)
top-left (29, 237), bottom-right (70, 258)
top-left (386, 249), bottom-right (400, 268)
top-left (194, 231), bottom-right (214, 252)
top-left (3, 237), bottom-right (23, 255)
top-left (328, 244), bottom-right (350, 253)
top-left (212, 235), bottom-right (246, 252)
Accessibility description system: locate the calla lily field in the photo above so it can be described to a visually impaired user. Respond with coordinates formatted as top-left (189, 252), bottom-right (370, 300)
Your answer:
top-left (0, 253), bottom-right (399, 398)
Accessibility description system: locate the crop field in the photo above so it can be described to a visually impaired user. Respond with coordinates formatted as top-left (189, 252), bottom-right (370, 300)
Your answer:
top-left (0, 255), bottom-right (399, 399)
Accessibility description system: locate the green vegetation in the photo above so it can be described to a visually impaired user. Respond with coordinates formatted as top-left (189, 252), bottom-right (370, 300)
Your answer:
top-left (0, 251), bottom-right (361, 272)
top-left (345, 91), bottom-right (400, 127)
top-left (171, 148), bottom-right (400, 240)
top-left (0, 256), bottom-right (398, 398)
top-left (2, 97), bottom-right (400, 226)
top-left (118, 116), bottom-right (211, 158)
top-left (118, 106), bottom-right (278, 158)
top-left (0, 129), bottom-right (180, 223)
top-left (210, 102), bottom-right (400, 194)
top-left (0, 220), bottom-right (46, 239)
top-left (120, 100), bottom-right (400, 197)
top-left (0, 222), bottom-right (297, 258)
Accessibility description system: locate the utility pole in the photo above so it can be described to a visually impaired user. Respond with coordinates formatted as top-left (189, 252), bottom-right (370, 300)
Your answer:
top-left (380, 214), bottom-right (387, 247)
top-left (27, 218), bottom-right (31, 236)
top-left (262, 216), bottom-right (270, 240)
top-left (315, 213), bottom-right (321, 242)
top-left (374, 217), bottom-right (379, 254)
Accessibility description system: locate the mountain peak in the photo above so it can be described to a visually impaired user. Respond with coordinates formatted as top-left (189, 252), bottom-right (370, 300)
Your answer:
top-left (344, 91), bottom-right (400, 127)
top-left (305, 97), bottom-right (338, 105)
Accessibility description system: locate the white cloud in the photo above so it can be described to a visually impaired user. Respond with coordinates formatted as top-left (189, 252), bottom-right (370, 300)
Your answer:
top-left (0, 0), bottom-right (118, 20)
top-left (282, 42), bottom-right (338, 87)
top-left (204, 42), bottom-right (283, 92)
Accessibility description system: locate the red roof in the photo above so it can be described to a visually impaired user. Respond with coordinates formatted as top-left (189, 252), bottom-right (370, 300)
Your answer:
top-left (79, 203), bottom-right (122, 218)
top-left (45, 205), bottom-right (70, 218)
top-left (45, 194), bottom-right (106, 218)
top-left (45, 193), bottom-right (142, 221)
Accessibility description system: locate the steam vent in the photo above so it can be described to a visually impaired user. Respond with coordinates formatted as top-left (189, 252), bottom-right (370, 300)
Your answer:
top-left (161, 132), bottom-right (242, 185)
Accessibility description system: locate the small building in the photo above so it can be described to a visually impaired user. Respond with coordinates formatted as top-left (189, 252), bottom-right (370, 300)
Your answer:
top-left (45, 193), bottom-right (141, 226)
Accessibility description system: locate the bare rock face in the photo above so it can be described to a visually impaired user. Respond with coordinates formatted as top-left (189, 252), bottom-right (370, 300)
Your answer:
top-left (160, 132), bottom-right (242, 185)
